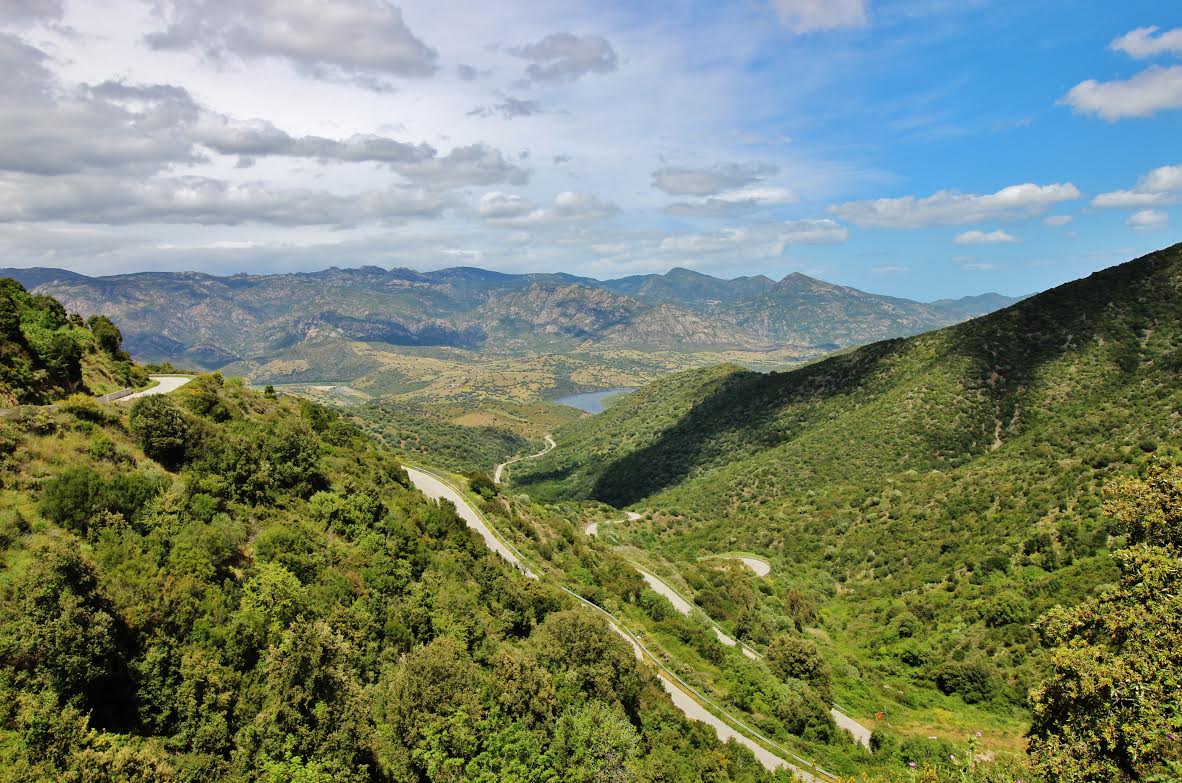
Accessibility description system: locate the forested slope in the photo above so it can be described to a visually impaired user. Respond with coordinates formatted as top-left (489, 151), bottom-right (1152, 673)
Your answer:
top-left (514, 243), bottom-right (1182, 734)
top-left (1, 278), bottom-right (149, 405)
top-left (0, 306), bottom-right (782, 782)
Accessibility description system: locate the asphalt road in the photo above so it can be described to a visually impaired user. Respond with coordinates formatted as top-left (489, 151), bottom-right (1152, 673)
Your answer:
top-left (118, 375), bottom-right (194, 402)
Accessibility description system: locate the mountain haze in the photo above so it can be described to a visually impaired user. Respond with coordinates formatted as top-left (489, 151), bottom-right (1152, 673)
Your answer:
top-left (3, 265), bottom-right (1023, 371)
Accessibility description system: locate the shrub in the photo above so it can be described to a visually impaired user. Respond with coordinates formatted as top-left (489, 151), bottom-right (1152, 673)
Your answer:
top-left (934, 658), bottom-right (998, 704)
top-left (129, 396), bottom-right (194, 470)
top-left (766, 635), bottom-right (833, 701)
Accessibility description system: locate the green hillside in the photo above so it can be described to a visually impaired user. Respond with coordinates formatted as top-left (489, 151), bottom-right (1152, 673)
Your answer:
top-left (354, 398), bottom-right (533, 474)
top-left (0, 295), bottom-right (786, 782)
top-left (0, 278), bottom-right (149, 405)
top-left (514, 244), bottom-right (1182, 741)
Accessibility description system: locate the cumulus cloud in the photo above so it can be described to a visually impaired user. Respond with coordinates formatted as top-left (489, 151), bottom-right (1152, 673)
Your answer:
top-left (830, 183), bottom-right (1081, 228)
top-left (0, 36), bottom-right (205, 175)
top-left (1111, 26), bottom-right (1182, 59)
top-left (510, 33), bottom-right (618, 83)
top-left (665, 186), bottom-right (796, 217)
top-left (1092, 164), bottom-right (1182, 207)
top-left (0, 0), bottom-right (64, 25)
top-left (1127, 209), bottom-right (1169, 231)
top-left (146, 0), bottom-right (438, 85)
top-left (0, 36), bottom-right (527, 189)
top-left (770, 0), bottom-right (868, 33)
top-left (1044, 214), bottom-right (1073, 227)
top-left (651, 162), bottom-right (779, 197)
top-left (0, 173), bottom-right (449, 225)
top-left (657, 219), bottom-right (847, 256)
top-left (1063, 65), bottom-right (1182, 120)
top-left (954, 229), bottom-right (1018, 245)
top-left (478, 191), bottom-right (617, 226)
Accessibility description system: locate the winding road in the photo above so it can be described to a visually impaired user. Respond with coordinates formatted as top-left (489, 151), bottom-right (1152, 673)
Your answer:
top-left (584, 510), bottom-right (641, 537)
top-left (405, 466), bottom-right (538, 580)
top-left (493, 434), bottom-right (556, 484)
top-left (118, 375), bottom-right (194, 402)
top-left (403, 465), bottom-right (831, 781)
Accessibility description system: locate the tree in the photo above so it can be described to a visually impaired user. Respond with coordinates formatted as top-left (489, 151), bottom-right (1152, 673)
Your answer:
top-left (129, 395), bottom-right (194, 470)
top-left (41, 332), bottom-right (82, 391)
top-left (765, 635), bottom-right (832, 702)
top-left (548, 701), bottom-right (639, 783)
top-left (86, 315), bottom-right (123, 356)
top-left (234, 620), bottom-right (374, 783)
top-left (1029, 461), bottom-right (1182, 782)
top-left (0, 542), bottom-right (133, 730)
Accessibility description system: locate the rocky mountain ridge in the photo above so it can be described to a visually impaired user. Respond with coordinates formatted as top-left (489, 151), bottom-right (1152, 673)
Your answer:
top-left (1, 265), bottom-right (1024, 369)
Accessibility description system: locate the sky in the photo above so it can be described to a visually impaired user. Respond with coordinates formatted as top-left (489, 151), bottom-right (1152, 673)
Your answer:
top-left (0, 0), bottom-right (1180, 300)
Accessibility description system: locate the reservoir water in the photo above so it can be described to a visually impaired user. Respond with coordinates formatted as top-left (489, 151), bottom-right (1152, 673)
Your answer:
top-left (553, 387), bottom-right (636, 414)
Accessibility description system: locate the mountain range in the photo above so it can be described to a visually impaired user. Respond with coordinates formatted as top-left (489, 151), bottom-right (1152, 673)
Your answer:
top-left (1, 265), bottom-right (1024, 370)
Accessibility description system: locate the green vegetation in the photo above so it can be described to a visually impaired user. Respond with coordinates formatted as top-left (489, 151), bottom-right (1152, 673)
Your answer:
top-left (355, 398), bottom-right (533, 474)
top-left (514, 244), bottom-right (1182, 748)
top-left (0, 278), bottom-right (147, 404)
top-left (1029, 461), bottom-right (1182, 782)
top-left (0, 297), bottom-right (795, 782)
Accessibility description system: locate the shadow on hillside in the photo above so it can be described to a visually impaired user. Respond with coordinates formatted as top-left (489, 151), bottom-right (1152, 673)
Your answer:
top-left (585, 338), bottom-right (908, 506)
top-left (581, 244), bottom-right (1182, 508)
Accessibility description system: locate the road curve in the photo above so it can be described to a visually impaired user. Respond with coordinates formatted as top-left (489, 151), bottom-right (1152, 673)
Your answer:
top-left (118, 375), bottom-right (194, 402)
top-left (633, 566), bottom-right (871, 747)
top-left (405, 466), bottom-right (537, 579)
top-left (403, 462), bottom-right (828, 780)
top-left (493, 434), bottom-right (555, 484)
top-left (584, 510), bottom-right (641, 537)
top-left (563, 588), bottom-right (824, 782)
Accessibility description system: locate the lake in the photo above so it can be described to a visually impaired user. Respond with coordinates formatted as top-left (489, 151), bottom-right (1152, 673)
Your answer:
top-left (553, 387), bottom-right (637, 414)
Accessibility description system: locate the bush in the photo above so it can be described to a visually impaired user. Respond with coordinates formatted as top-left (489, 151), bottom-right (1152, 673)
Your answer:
top-left (129, 396), bottom-right (194, 470)
top-left (86, 316), bottom-right (123, 356)
top-left (40, 465), bottom-right (166, 534)
top-left (934, 658), bottom-right (998, 704)
top-left (766, 635), bottom-right (833, 701)
top-left (982, 590), bottom-right (1030, 628)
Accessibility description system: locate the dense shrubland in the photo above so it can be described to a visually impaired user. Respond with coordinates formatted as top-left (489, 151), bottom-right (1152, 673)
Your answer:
top-left (355, 398), bottom-right (532, 474)
top-left (0, 361), bottom-right (787, 782)
top-left (514, 245), bottom-right (1182, 751)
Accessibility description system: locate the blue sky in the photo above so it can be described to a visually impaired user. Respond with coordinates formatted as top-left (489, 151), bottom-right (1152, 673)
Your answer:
top-left (0, 0), bottom-right (1179, 300)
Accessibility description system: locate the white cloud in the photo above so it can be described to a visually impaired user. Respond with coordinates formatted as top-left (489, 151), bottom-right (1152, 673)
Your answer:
top-left (1044, 214), bottom-right (1073, 227)
top-left (0, 173), bottom-right (450, 225)
top-left (0, 0), bottom-right (64, 25)
top-left (478, 190), bottom-right (617, 227)
top-left (509, 33), bottom-right (618, 83)
top-left (1063, 65), bottom-right (1182, 120)
top-left (830, 183), bottom-right (1080, 228)
top-left (1092, 164), bottom-right (1182, 208)
top-left (146, 0), bottom-right (439, 86)
top-left (1111, 26), bottom-right (1182, 59)
top-left (954, 229), bottom-right (1018, 245)
top-left (770, 0), bottom-right (868, 33)
top-left (657, 219), bottom-right (847, 255)
top-left (872, 265), bottom-right (909, 274)
top-left (1127, 209), bottom-right (1169, 231)
top-left (664, 186), bottom-right (796, 217)
top-left (651, 162), bottom-right (779, 197)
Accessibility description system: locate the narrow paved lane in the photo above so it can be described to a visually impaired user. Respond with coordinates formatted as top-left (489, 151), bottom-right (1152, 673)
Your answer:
top-left (493, 433), bottom-right (555, 484)
top-left (118, 375), bottom-right (194, 402)
top-left (405, 466), bottom-right (537, 579)
top-left (584, 510), bottom-right (640, 537)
